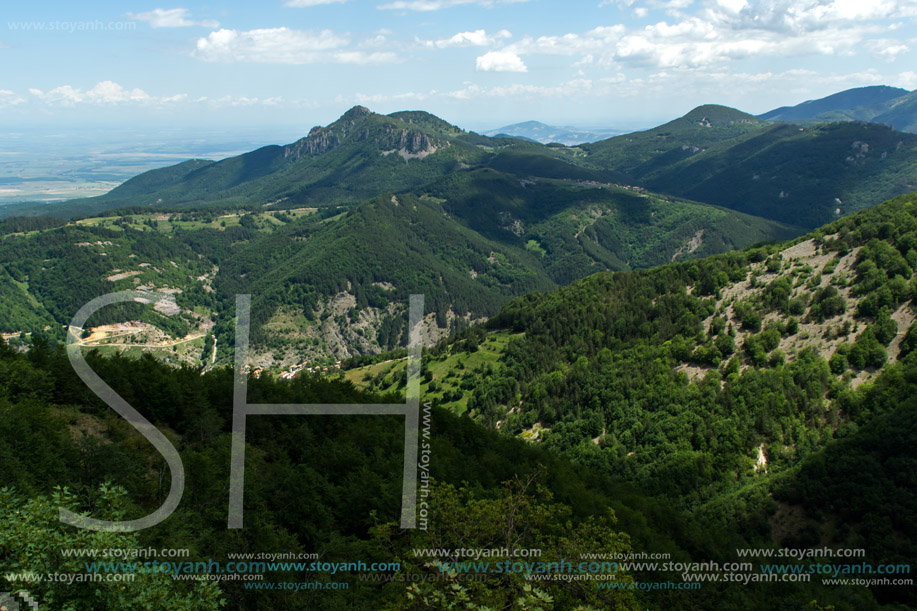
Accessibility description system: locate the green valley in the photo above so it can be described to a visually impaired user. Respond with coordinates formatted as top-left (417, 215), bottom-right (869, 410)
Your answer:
top-left (0, 113), bottom-right (800, 369)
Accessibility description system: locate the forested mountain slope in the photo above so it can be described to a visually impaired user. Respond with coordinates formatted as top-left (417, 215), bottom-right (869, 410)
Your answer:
top-left (0, 337), bottom-right (671, 610)
top-left (19, 106), bottom-right (597, 218)
top-left (583, 108), bottom-right (917, 228)
top-left (759, 86), bottom-right (910, 122)
top-left (6, 101), bottom-right (917, 235)
top-left (0, 179), bottom-right (796, 367)
top-left (5, 197), bottom-right (916, 610)
top-left (349, 194), bottom-right (917, 607)
top-left (760, 85), bottom-right (917, 135)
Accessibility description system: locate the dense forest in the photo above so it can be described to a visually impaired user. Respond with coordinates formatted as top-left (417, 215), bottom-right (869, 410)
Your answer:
top-left (349, 194), bottom-right (917, 608)
top-left (0, 178), bottom-right (794, 368)
top-left (3, 328), bottom-right (912, 609)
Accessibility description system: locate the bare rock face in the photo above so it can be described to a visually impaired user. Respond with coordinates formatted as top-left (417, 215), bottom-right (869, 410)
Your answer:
top-left (282, 106), bottom-right (438, 161)
top-left (400, 130), bottom-right (432, 154)
top-left (284, 128), bottom-right (345, 157)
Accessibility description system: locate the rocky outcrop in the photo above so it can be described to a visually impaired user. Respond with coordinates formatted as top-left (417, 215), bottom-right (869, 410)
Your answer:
top-left (282, 106), bottom-right (439, 161)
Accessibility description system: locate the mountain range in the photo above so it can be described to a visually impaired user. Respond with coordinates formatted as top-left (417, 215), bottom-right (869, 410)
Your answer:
top-left (484, 120), bottom-right (625, 145)
top-left (5, 97), bottom-right (916, 233)
top-left (759, 84), bottom-right (917, 133)
top-left (584, 104), bottom-right (917, 228)
top-left (3, 89), bottom-right (917, 366)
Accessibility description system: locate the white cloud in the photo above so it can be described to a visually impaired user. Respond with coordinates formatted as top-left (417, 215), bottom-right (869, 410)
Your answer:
top-left (359, 28), bottom-right (397, 48)
top-left (23, 81), bottom-right (194, 107)
top-left (29, 81), bottom-right (152, 105)
top-left (600, 0), bottom-right (693, 15)
top-left (285, 0), bottom-right (346, 6)
top-left (333, 50), bottom-right (400, 63)
top-left (337, 66), bottom-right (913, 120)
top-left (500, 0), bottom-right (915, 71)
top-left (378, 0), bottom-right (528, 11)
top-left (446, 78), bottom-right (593, 99)
top-left (161, 93), bottom-right (189, 103)
top-left (0, 89), bottom-right (24, 108)
top-left (85, 81), bottom-right (152, 103)
top-left (600, 73), bottom-right (627, 83)
top-left (702, 0), bottom-right (917, 34)
top-left (15, 82), bottom-right (316, 112)
top-left (424, 29), bottom-right (512, 48)
top-left (367, 67), bottom-right (906, 115)
top-left (716, 0), bottom-right (747, 12)
top-left (360, 34), bottom-right (389, 47)
top-left (193, 28), bottom-right (396, 64)
top-left (495, 0), bottom-right (917, 73)
top-left (893, 71), bottom-right (917, 89)
top-left (195, 95), bottom-right (321, 108)
top-left (508, 27), bottom-right (625, 58)
top-left (476, 50), bottom-right (528, 71)
top-left (126, 8), bottom-right (219, 28)
top-left (866, 39), bottom-right (910, 60)
top-left (212, 95), bottom-right (260, 107)
top-left (349, 90), bottom-right (433, 105)
top-left (595, 67), bottom-right (902, 110)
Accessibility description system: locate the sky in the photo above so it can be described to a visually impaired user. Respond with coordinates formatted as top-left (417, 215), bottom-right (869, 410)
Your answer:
top-left (1, 0), bottom-right (917, 137)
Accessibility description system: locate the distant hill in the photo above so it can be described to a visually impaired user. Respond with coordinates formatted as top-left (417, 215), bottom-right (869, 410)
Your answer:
top-left (484, 120), bottom-right (624, 145)
top-left (9, 102), bottom-right (917, 234)
top-left (582, 105), bottom-right (917, 228)
top-left (759, 86), bottom-right (909, 121)
top-left (582, 105), bottom-right (766, 178)
top-left (868, 89), bottom-right (917, 133)
top-left (759, 85), bottom-right (917, 135)
top-left (13, 107), bottom-right (616, 219)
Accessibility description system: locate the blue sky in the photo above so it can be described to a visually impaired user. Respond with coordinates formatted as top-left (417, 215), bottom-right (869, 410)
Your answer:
top-left (2, 0), bottom-right (916, 134)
